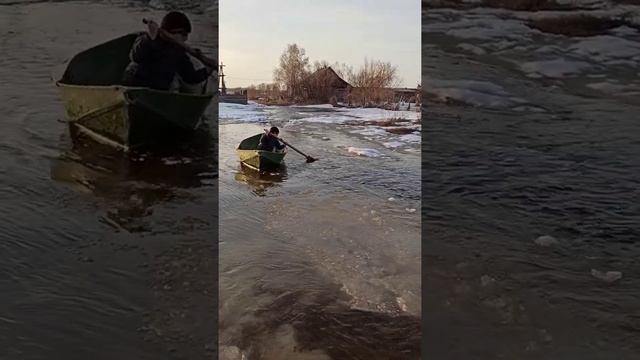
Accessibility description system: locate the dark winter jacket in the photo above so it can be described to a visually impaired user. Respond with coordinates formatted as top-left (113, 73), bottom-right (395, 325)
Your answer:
top-left (257, 134), bottom-right (286, 152)
top-left (122, 33), bottom-right (209, 90)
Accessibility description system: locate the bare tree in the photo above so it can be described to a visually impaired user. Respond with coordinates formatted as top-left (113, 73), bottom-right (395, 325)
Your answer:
top-left (273, 44), bottom-right (310, 100)
top-left (347, 58), bottom-right (399, 106)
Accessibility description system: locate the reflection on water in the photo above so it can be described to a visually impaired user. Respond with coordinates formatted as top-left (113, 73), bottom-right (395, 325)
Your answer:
top-left (50, 124), bottom-right (216, 232)
top-left (234, 163), bottom-right (287, 196)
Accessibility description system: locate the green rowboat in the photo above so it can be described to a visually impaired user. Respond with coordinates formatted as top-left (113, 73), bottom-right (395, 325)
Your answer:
top-left (54, 33), bottom-right (215, 150)
top-left (237, 134), bottom-right (286, 171)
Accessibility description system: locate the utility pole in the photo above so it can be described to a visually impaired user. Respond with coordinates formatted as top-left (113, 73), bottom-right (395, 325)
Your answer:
top-left (219, 62), bottom-right (227, 95)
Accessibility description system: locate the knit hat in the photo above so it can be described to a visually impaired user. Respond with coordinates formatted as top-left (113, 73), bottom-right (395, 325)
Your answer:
top-left (160, 11), bottom-right (192, 33)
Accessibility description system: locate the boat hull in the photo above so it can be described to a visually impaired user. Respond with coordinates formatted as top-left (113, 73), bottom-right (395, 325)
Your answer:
top-left (57, 83), bottom-right (214, 150)
top-left (236, 149), bottom-right (286, 172)
top-left (54, 32), bottom-right (215, 150)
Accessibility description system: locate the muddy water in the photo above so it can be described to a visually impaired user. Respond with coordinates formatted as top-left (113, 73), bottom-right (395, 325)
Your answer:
top-left (423, 3), bottom-right (640, 359)
top-left (219, 106), bottom-right (421, 359)
top-left (0, 1), bottom-right (217, 359)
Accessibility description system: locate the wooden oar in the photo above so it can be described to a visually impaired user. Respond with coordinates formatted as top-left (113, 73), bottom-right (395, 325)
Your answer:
top-left (265, 130), bottom-right (317, 163)
top-left (142, 18), bottom-right (217, 70)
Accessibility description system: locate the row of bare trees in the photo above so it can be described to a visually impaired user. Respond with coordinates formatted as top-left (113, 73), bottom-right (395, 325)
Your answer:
top-left (256, 43), bottom-right (402, 105)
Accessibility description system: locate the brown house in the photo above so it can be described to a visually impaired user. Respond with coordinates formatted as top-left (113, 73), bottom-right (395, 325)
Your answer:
top-left (303, 66), bottom-right (352, 104)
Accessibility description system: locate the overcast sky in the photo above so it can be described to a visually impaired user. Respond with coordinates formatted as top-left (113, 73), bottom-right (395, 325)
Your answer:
top-left (219, 0), bottom-right (420, 88)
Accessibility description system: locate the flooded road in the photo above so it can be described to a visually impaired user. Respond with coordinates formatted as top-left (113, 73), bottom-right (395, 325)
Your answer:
top-left (219, 104), bottom-right (421, 359)
top-left (423, 1), bottom-right (640, 359)
top-left (0, 1), bottom-right (217, 359)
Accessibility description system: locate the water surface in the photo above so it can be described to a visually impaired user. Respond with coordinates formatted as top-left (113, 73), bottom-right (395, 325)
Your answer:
top-left (0, 1), bottom-right (217, 358)
top-left (423, 2), bottom-right (640, 358)
top-left (219, 104), bottom-right (422, 359)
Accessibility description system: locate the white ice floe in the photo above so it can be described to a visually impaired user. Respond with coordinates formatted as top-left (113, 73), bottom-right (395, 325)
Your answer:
top-left (587, 81), bottom-right (640, 96)
top-left (425, 79), bottom-right (525, 108)
top-left (534, 235), bottom-right (559, 246)
top-left (398, 133), bottom-right (421, 144)
top-left (569, 36), bottom-right (640, 63)
top-left (480, 275), bottom-right (496, 287)
top-left (520, 58), bottom-right (594, 78)
top-left (349, 127), bottom-right (388, 137)
top-left (458, 43), bottom-right (487, 55)
top-left (347, 147), bottom-right (383, 157)
top-left (382, 134), bottom-right (420, 149)
top-left (383, 141), bottom-right (405, 149)
top-left (610, 25), bottom-right (639, 37)
top-left (513, 105), bottom-right (547, 113)
top-left (591, 269), bottom-right (623, 283)
top-left (425, 16), bottom-right (535, 42)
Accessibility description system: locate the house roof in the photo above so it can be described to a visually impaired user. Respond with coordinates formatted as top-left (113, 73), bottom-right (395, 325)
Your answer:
top-left (306, 66), bottom-right (352, 88)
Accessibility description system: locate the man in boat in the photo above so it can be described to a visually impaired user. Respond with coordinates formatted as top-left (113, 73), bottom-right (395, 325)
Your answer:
top-left (258, 127), bottom-right (286, 152)
top-left (122, 11), bottom-right (215, 93)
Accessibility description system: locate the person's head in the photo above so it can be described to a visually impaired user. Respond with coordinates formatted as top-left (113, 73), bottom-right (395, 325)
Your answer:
top-left (161, 11), bottom-right (191, 43)
top-left (269, 126), bottom-right (280, 136)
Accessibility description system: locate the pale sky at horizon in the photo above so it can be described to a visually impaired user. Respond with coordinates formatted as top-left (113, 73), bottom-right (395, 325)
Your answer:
top-left (219, 0), bottom-right (421, 88)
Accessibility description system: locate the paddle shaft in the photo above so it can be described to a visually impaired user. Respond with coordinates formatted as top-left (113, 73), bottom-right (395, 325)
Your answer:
top-left (278, 138), bottom-right (309, 158)
top-left (142, 19), bottom-right (217, 69)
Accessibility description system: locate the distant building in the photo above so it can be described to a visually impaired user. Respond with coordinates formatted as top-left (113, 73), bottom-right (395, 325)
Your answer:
top-left (391, 87), bottom-right (421, 105)
top-left (303, 66), bottom-right (352, 104)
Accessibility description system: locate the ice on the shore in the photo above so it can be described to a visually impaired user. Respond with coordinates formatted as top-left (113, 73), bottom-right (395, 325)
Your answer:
top-left (219, 102), bottom-right (268, 122)
top-left (304, 107), bottom-right (420, 124)
top-left (290, 103), bottom-right (335, 109)
top-left (591, 269), bottom-right (623, 283)
top-left (347, 147), bottom-right (383, 157)
top-left (221, 102), bottom-right (420, 126)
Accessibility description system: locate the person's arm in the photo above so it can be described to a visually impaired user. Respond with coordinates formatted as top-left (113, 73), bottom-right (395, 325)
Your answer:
top-left (130, 34), bottom-right (162, 63)
top-left (275, 139), bottom-right (286, 150)
top-left (176, 53), bottom-right (212, 84)
top-left (257, 134), bottom-right (268, 150)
